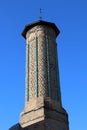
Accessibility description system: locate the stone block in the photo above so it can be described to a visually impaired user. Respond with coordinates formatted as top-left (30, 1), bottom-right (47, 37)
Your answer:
top-left (20, 97), bottom-right (69, 129)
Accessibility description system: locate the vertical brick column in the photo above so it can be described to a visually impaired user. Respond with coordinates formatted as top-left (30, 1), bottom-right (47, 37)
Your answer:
top-left (25, 25), bottom-right (61, 103)
top-left (26, 26), bottom-right (48, 101)
top-left (38, 28), bottom-right (48, 97)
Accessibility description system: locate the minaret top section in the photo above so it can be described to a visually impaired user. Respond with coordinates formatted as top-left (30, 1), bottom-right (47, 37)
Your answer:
top-left (22, 20), bottom-right (60, 38)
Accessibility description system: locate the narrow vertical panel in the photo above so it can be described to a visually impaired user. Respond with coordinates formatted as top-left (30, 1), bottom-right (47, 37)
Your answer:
top-left (25, 43), bottom-right (29, 102)
top-left (46, 36), bottom-right (51, 97)
top-left (35, 37), bottom-right (38, 97)
top-left (55, 43), bottom-right (62, 104)
top-left (25, 43), bottom-right (28, 102)
top-left (27, 43), bottom-right (29, 101)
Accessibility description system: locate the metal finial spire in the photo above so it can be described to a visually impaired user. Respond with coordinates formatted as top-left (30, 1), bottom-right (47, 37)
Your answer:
top-left (40, 8), bottom-right (42, 20)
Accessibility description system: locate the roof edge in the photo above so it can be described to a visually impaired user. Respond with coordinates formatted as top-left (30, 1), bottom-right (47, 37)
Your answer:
top-left (22, 20), bottom-right (60, 39)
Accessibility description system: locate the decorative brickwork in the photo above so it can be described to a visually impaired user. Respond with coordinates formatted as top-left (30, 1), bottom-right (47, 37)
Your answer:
top-left (25, 25), bottom-right (61, 103)
top-left (29, 39), bottom-right (36, 99)
top-left (9, 20), bottom-right (69, 130)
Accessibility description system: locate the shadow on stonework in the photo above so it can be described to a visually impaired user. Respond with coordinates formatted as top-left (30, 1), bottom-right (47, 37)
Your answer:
top-left (8, 123), bottom-right (20, 130)
top-left (9, 121), bottom-right (46, 130)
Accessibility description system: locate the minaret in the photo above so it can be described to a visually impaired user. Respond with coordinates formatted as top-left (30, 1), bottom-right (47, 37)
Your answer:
top-left (23, 20), bottom-right (61, 104)
top-left (19, 20), bottom-right (69, 130)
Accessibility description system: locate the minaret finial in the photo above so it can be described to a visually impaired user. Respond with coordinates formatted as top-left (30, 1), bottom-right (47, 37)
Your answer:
top-left (40, 8), bottom-right (42, 20)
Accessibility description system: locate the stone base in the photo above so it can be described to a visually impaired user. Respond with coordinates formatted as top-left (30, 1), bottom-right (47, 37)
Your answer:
top-left (19, 97), bottom-right (69, 130)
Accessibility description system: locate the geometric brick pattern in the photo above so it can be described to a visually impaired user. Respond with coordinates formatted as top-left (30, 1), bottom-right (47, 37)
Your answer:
top-left (38, 35), bottom-right (48, 97)
top-left (25, 25), bottom-right (62, 103)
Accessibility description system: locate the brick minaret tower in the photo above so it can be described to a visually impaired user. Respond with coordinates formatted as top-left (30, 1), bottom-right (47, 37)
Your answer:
top-left (9, 20), bottom-right (69, 130)
top-left (20, 20), bottom-right (69, 130)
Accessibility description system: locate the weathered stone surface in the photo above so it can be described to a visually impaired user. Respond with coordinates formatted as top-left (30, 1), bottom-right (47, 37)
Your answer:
top-left (20, 97), bottom-right (69, 129)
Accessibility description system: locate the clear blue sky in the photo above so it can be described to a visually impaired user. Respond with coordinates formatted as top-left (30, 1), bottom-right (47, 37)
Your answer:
top-left (0, 0), bottom-right (87, 130)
